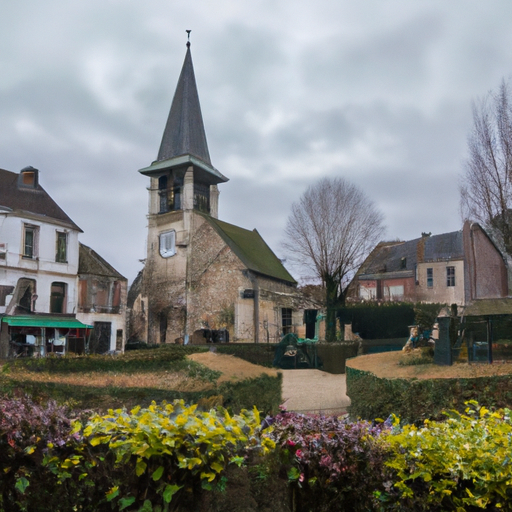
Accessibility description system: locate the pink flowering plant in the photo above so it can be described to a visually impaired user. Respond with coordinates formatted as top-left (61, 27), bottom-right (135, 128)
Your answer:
top-left (263, 411), bottom-right (392, 511)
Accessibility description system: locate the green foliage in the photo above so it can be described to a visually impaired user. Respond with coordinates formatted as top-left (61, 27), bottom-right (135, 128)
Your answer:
top-left (217, 303), bottom-right (235, 327)
top-left (4, 345), bottom-right (208, 374)
top-left (265, 412), bottom-right (390, 511)
top-left (398, 347), bottom-right (434, 366)
top-left (218, 373), bottom-right (283, 416)
top-left (382, 402), bottom-right (512, 510)
top-left (338, 302), bottom-right (415, 339)
top-left (346, 366), bottom-right (512, 424)
top-left (215, 343), bottom-right (276, 368)
top-left (413, 302), bottom-right (445, 333)
top-left (7, 394), bottom-right (512, 510)
top-left (47, 400), bottom-right (275, 511)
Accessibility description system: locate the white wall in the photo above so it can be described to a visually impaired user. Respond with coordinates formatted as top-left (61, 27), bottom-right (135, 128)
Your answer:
top-left (0, 212), bottom-right (80, 314)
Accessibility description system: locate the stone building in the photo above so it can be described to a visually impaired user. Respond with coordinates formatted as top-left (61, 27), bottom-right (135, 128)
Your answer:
top-left (129, 40), bottom-right (317, 344)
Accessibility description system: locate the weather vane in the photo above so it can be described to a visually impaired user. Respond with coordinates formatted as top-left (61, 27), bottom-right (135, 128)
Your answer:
top-left (186, 30), bottom-right (191, 47)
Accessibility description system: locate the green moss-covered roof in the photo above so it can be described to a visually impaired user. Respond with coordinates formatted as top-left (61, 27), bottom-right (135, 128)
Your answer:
top-left (464, 298), bottom-right (512, 317)
top-left (203, 215), bottom-right (296, 284)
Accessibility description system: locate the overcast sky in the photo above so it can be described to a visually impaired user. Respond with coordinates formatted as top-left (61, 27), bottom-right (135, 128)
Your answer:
top-left (2, 1), bottom-right (512, 285)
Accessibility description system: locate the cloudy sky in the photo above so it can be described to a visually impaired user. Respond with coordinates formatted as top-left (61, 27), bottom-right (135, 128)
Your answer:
top-left (2, 1), bottom-right (512, 284)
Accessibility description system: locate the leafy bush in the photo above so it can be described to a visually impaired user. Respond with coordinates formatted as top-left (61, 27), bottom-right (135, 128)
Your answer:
top-left (264, 412), bottom-right (391, 511)
top-left (381, 402), bottom-right (512, 511)
top-left (413, 302), bottom-right (445, 333)
top-left (0, 395), bottom-right (86, 512)
top-left (49, 400), bottom-right (275, 511)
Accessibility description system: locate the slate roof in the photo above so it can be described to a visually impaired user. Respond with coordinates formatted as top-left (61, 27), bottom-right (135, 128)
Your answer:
top-left (203, 215), bottom-right (297, 285)
top-left (78, 243), bottom-right (126, 280)
top-left (424, 231), bottom-right (463, 261)
top-left (0, 167), bottom-right (81, 231)
top-left (139, 42), bottom-right (228, 184)
top-left (360, 231), bottom-right (463, 277)
top-left (157, 43), bottom-right (211, 166)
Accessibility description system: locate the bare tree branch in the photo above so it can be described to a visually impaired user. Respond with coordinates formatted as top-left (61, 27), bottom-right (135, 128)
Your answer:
top-left (282, 177), bottom-right (385, 341)
top-left (460, 79), bottom-right (512, 253)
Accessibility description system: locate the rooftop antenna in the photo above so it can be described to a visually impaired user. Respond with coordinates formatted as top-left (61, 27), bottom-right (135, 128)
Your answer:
top-left (186, 29), bottom-right (191, 47)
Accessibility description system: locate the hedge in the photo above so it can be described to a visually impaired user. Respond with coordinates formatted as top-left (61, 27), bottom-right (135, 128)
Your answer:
top-left (4, 396), bottom-right (512, 511)
top-left (346, 365), bottom-right (512, 424)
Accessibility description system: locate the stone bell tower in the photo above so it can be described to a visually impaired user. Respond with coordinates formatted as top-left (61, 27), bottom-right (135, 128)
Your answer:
top-left (138, 34), bottom-right (228, 344)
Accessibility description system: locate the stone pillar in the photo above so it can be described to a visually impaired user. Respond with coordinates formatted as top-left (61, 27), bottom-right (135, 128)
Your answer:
top-left (182, 166), bottom-right (194, 211)
top-left (210, 185), bottom-right (219, 219)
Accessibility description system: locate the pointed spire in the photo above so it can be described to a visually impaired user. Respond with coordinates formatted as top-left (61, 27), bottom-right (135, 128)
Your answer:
top-left (157, 32), bottom-right (212, 165)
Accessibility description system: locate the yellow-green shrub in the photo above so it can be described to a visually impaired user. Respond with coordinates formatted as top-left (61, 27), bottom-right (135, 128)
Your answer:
top-left (381, 401), bottom-right (512, 511)
top-left (52, 400), bottom-right (275, 511)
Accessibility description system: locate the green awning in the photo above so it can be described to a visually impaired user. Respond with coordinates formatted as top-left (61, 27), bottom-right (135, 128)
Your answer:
top-left (2, 315), bottom-right (93, 329)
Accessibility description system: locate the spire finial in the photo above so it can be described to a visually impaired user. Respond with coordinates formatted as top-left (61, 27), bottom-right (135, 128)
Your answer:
top-left (186, 29), bottom-right (191, 48)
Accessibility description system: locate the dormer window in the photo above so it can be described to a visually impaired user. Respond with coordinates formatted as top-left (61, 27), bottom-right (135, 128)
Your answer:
top-left (19, 166), bottom-right (39, 189)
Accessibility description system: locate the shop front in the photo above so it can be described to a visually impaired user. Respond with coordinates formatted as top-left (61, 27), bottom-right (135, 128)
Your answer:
top-left (2, 315), bottom-right (93, 357)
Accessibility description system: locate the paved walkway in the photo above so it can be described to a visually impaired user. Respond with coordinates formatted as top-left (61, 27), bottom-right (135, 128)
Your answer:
top-left (280, 369), bottom-right (350, 415)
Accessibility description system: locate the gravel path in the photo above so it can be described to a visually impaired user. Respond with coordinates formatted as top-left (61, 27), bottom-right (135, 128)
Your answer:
top-left (281, 369), bottom-right (350, 415)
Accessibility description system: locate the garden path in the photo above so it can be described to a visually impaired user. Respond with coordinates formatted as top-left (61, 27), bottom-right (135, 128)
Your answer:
top-left (281, 369), bottom-right (349, 415)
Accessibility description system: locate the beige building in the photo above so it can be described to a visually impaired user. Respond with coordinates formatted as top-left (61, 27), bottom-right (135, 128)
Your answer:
top-left (352, 222), bottom-right (508, 306)
top-left (128, 40), bottom-right (318, 345)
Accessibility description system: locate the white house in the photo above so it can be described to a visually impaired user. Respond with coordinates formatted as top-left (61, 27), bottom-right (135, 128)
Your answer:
top-left (0, 166), bottom-right (126, 357)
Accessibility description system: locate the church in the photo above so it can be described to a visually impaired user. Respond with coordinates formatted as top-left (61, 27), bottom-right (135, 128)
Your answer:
top-left (128, 38), bottom-right (319, 345)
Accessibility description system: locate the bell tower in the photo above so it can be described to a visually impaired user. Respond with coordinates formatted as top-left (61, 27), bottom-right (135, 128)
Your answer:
top-left (138, 33), bottom-right (228, 344)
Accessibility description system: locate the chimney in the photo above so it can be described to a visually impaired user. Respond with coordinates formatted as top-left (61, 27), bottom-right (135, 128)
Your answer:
top-left (417, 232), bottom-right (430, 263)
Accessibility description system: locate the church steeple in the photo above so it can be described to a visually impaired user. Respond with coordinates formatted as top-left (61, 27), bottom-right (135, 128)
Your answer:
top-left (157, 37), bottom-right (211, 165)
top-left (139, 34), bottom-right (228, 186)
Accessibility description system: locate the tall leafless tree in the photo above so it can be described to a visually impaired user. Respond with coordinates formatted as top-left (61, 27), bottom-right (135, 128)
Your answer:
top-left (460, 79), bottom-right (512, 254)
top-left (282, 177), bottom-right (385, 341)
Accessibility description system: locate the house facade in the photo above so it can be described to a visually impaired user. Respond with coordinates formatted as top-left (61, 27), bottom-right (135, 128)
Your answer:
top-left (76, 243), bottom-right (128, 353)
top-left (0, 166), bottom-right (127, 357)
top-left (129, 40), bottom-right (317, 345)
top-left (352, 222), bottom-right (508, 306)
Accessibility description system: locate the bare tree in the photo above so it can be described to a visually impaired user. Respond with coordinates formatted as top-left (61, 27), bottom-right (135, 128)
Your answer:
top-left (460, 79), bottom-right (512, 254)
top-left (282, 177), bottom-right (385, 341)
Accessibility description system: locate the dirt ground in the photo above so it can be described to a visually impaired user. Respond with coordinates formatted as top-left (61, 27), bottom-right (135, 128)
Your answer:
top-left (187, 351), bottom-right (279, 382)
top-left (347, 350), bottom-right (512, 379)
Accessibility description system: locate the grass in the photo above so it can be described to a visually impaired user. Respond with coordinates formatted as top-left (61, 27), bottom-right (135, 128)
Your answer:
top-left (0, 345), bottom-right (282, 415)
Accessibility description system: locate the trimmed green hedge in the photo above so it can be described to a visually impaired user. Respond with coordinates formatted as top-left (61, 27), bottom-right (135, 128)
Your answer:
top-left (214, 342), bottom-right (359, 374)
top-left (0, 373), bottom-right (282, 417)
top-left (338, 302), bottom-right (415, 339)
top-left (4, 345), bottom-right (208, 374)
top-left (214, 343), bottom-right (276, 367)
top-left (346, 365), bottom-right (512, 424)
top-left (0, 345), bottom-right (282, 416)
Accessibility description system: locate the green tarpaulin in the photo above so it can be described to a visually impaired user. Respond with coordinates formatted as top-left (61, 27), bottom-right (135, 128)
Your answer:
top-left (2, 315), bottom-right (93, 329)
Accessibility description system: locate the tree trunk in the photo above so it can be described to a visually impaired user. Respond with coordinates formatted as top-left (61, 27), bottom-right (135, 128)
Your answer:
top-left (325, 276), bottom-right (338, 342)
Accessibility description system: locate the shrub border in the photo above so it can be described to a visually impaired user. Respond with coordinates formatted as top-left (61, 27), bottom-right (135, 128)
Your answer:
top-left (346, 365), bottom-right (512, 424)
